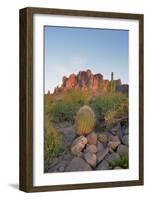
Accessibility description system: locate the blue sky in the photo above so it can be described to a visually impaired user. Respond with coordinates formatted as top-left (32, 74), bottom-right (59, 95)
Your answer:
top-left (44, 26), bottom-right (128, 93)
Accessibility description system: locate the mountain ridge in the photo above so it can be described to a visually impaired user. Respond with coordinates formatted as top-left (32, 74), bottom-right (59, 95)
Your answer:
top-left (47, 69), bottom-right (128, 96)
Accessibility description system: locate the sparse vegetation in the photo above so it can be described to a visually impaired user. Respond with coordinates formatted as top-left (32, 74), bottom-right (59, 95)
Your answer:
top-left (50, 101), bottom-right (78, 123)
top-left (45, 91), bottom-right (128, 126)
top-left (44, 117), bottom-right (62, 171)
top-left (109, 155), bottom-right (129, 169)
top-left (45, 89), bottom-right (89, 123)
top-left (90, 93), bottom-right (128, 124)
top-left (104, 95), bottom-right (128, 128)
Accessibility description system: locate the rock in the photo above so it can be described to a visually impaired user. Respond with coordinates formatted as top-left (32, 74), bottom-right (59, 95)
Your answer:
top-left (65, 157), bottom-right (92, 171)
top-left (120, 119), bottom-right (128, 128)
top-left (117, 144), bottom-right (128, 157)
top-left (78, 152), bottom-right (84, 158)
top-left (86, 132), bottom-right (97, 145)
top-left (124, 127), bottom-right (128, 135)
top-left (95, 160), bottom-right (109, 170)
top-left (57, 160), bottom-right (69, 172)
top-left (71, 136), bottom-right (87, 156)
top-left (108, 135), bottom-right (121, 150)
top-left (110, 135), bottom-right (120, 142)
top-left (60, 126), bottom-right (76, 148)
top-left (105, 152), bottom-right (120, 164)
top-left (59, 166), bottom-right (65, 172)
top-left (122, 135), bottom-right (128, 145)
top-left (47, 159), bottom-right (69, 172)
top-left (116, 84), bottom-right (129, 96)
top-left (96, 141), bottom-right (104, 153)
top-left (96, 147), bottom-right (109, 164)
top-left (108, 147), bottom-right (114, 153)
top-left (108, 141), bottom-right (120, 150)
top-left (84, 152), bottom-right (97, 167)
top-left (97, 133), bottom-right (108, 144)
top-left (48, 157), bottom-right (59, 169)
top-left (84, 144), bottom-right (97, 153)
top-left (52, 70), bottom-right (128, 95)
top-left (62, 152), bottom-right (73, 161)
top-left (110, 123), bottom-right (121, 135)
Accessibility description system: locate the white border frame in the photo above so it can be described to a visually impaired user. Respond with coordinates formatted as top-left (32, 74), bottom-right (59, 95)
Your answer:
top-left (33, 14), bottom-right (139, 186)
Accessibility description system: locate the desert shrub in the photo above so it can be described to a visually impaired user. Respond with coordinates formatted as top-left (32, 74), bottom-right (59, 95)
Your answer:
top-left (109, 155), bottom-right (129, 169)
top-left (44, 117), bottom-right (61, 171)
top-left (44, 90), bottom-right (128, 126)
top-left (90, 93), bottom-right (128, 123)
top-left (48, 90), bottom-right (89, 123)
top-left (75, 105), bottom-right (96, 136)
top-left (63, 89), bottom-right (89, 105)
top-left (44, 94), bottom-right (54, 115)
top-left (105, 96), bottom-right (128, 128)
top-left (43, 90), bottom-right (87, 123)
top-left (50, 101), bottom-right (80, 123)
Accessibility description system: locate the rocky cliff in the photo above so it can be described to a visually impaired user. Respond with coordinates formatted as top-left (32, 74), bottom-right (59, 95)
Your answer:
top-left (49, 69), bottom-right (128, 96)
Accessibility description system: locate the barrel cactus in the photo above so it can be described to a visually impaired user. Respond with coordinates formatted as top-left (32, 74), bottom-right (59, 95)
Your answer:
top-left (75, 105), bottom-right (96, 136)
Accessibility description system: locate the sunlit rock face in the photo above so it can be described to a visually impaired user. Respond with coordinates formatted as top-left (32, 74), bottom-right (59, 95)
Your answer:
top-left (48, 69), bottom-right (128, 96)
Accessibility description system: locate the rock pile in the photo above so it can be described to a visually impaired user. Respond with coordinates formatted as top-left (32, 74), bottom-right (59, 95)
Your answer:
top-left (46, 120), bottom-right (129, 173)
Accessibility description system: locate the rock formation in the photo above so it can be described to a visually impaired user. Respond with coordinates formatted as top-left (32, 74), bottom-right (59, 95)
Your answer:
top-left (48, 69), bottom-right (128, 96)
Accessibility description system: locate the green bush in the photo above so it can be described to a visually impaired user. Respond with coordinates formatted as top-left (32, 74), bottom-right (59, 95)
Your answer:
top-left (44, 91), bottom-right (128, 127)
top-left (50, 101), bottom-right (80, 123)
top-left (105, 95), bottom-right (128, 128)
top-left (109, 155), bottom-right (129, 169)
top-left (44, 117), bottom-right (62, 171)
top-left (48, 89), bottom-right (89, 123)
top-left (44, 94), bottom-right (54, 115)
top-left (90, 93), bottom-right (128, 122)
top-left (64, 89), bottom-right (89, 105)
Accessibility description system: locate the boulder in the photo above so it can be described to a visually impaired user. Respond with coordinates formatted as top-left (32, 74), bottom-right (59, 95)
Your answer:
top-left (110, 123), bottom-right (121, 135)
top-left (109, 135), bottom-right (120, 142)
top-left (84, 152), bottom-right (97, 167)
top-left (105, 152), bottom-right (120, 164)
top-left (96, 147), bottom-right (109, 164)
top-left (47, 157), bottom-right (60, 169)
top-left (122, 135), bottom-right (128, 145)
top-left (117, 144), bottom-right (128, 157)
top-left (65, 157), bottom-right (92, 172)
top-left (96, 141), bottom-right (104, 153)
top-left (84, 144), bottom-right (97, 153)
top-left (60, 126), bottom-right (76, 148)
top-left (108, 141), bottom-right (120, 150)
top-left (95, 160), bottom-right (109, 170)
top-left (86, 132), bottom-right (97, 145)
top-left (57, 160), bottom-right (69, 172)
top-left (47, 159), bottom-right (69, 173)
top-left (62, 152), bottom-right (74, 161)
top-left (108, 135), bottom-right (121, 150)
top-left (71, 136), bottom-right (87, 156)
top-left (124, 127), bottom-right (128, 135)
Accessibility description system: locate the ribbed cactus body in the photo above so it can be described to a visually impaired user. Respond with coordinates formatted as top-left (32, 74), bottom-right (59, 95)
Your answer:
top-left (75, 105), bottom-right (96, 136)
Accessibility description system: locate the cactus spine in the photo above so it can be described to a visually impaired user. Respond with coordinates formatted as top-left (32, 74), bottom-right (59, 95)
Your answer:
top-left (75, 105), bottom-right (96, 136)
